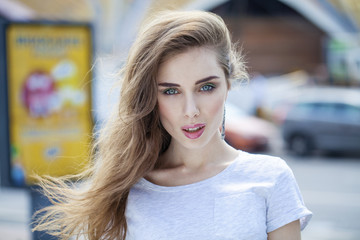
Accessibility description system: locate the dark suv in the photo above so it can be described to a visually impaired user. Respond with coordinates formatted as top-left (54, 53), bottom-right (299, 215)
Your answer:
top-left (282, 100), bottom-right (360, 156)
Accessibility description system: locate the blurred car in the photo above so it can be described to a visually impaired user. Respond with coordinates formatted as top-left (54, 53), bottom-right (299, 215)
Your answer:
top-left (225, 103), bottom-right (276, 152)
top-left (282, 95), bottom-right (360, 156)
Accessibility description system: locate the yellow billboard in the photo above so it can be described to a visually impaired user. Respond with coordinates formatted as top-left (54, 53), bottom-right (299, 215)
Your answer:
top-left (6, 23), bottom-right (93, 186)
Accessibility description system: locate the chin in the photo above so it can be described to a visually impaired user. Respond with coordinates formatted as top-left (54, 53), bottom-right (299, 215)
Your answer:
top-left (181, 133), bottom-right (220, 150)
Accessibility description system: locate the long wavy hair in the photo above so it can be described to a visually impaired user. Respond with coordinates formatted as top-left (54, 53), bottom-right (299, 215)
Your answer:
top-left (32, 10), bottom-right (247, 240)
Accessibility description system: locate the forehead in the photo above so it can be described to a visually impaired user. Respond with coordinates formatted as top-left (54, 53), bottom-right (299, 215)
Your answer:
top-left (157, 47), bottom-right (224, 84)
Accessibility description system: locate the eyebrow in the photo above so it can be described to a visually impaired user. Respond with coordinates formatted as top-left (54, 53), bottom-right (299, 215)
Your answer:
top-left (158, 76), bottom-right (220, 87)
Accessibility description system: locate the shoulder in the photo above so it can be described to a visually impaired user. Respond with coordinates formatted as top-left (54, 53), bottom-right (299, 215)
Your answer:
top-left (232, 151), bottom-right (293, 181)
top-left (236, 151), bottom-right (290, 172)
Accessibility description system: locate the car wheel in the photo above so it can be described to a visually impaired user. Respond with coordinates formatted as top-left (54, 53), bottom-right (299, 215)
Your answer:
top-left (289, 135), bottom-right (312, 156)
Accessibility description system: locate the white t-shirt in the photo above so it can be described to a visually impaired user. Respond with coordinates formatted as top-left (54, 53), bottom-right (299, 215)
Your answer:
top-left (125, 151), bottom-right (312, 240)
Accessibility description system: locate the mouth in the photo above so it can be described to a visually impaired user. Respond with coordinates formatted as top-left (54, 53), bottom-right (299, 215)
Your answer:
top-left (182, 124), bottom-right (206, 139)
top-left (184, 126), bottom-right (205, 132)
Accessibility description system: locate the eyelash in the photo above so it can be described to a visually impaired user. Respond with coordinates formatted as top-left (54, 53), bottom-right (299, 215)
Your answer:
top-left (200, 83), bottom-right (216, 92)
top-left (162, 83), bottom-right (216, 95)
top-left (163, 88), bottom-right (179, 95)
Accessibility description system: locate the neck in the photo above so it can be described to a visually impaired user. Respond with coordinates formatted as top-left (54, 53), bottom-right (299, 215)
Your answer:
top-left (160, 133), bottom-right (236, 171)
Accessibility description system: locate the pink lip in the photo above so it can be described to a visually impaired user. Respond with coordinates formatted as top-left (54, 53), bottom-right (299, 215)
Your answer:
top-left (181, 124), bottom-right (206, 139)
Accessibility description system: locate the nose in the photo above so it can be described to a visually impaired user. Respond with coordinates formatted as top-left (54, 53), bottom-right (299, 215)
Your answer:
top-left (184, 94), bottom-right (200, 118)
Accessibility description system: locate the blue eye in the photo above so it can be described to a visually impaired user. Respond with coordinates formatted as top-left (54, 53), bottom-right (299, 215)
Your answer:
top-left (163, 88), bottom-right (179, 95)
top-left (200, 84), bottom-right (215, 92)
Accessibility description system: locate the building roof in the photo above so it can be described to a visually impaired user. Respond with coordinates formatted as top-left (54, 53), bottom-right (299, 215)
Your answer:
top-left (278, 0), bottom-right (359, 36)
top-left (1, 0), bottom-right (358, 35)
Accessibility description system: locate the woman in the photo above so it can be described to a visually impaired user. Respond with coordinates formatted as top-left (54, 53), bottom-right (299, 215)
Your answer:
top-left (33, 10), bottom-right (312, 240)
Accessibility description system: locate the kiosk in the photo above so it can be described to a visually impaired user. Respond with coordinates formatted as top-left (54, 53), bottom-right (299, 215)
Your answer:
top-left (0, 21), bottom-right (93, 239)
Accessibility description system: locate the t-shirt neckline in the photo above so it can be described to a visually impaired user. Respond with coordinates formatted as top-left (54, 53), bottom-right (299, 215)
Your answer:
top-left (138, 150), bottom-right (244, 192)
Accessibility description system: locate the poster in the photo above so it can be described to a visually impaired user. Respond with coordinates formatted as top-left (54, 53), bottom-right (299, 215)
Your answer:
top-left (6, 23), bottom-right (93, 186)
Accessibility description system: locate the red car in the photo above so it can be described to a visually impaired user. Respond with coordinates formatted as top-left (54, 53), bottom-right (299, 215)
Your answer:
top-left (225, 104), bottom-right (276, 152)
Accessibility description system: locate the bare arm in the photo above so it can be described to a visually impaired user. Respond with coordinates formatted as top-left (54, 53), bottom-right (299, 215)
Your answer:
top-left (267, 220), bottom-right (301, 240)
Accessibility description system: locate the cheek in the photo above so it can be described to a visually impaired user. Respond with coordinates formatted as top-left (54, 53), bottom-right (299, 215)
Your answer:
top-left (158, 98), bottom-right (177, 124)
top-left (211, 98), bottom-right (224, 114)
top-left (209, 99), bottom-right (225, 124)
top-left (158, 102), bottom-right (168, 122)
top-left (202, 91), bottom-right (226, 120)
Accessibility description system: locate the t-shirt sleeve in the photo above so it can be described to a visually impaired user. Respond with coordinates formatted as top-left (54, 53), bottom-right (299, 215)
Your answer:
top-left (266, 159), bottom-right (312, 233)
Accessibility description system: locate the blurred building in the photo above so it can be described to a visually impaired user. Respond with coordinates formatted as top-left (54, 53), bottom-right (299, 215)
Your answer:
top-left (104, 0), bottom-right (360, 85)
top-left (1, 0), bottom-right (359, 85)
top-left (211, 0), bottom-right (326, 77)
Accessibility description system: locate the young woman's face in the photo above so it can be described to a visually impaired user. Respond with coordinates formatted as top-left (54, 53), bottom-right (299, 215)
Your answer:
top-left (157, 47), bottom-right (229, 150)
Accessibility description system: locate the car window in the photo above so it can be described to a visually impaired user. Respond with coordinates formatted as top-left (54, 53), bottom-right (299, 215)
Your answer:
top-left (334, 104), bottom-right (360, 123)
top-left (290, 102), bottom-right (360, 123)
top-left (291, 102), bottom-right (332, 120)
top-left (310, 102), bottom-right (360, 122)
top-left (313, 103), bottom-right (334, 119)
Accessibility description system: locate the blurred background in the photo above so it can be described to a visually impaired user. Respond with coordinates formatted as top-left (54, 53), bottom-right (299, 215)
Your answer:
top-left (0, 0), bottom-right (359, 239)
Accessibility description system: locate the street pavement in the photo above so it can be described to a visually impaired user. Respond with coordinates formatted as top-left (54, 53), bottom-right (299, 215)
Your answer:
top-left (285, 154), bottom-right (360, 240)
top-left (0, 187), bottom-right (30, 240)
top-left (1, 140), bottom-right (360, 240)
